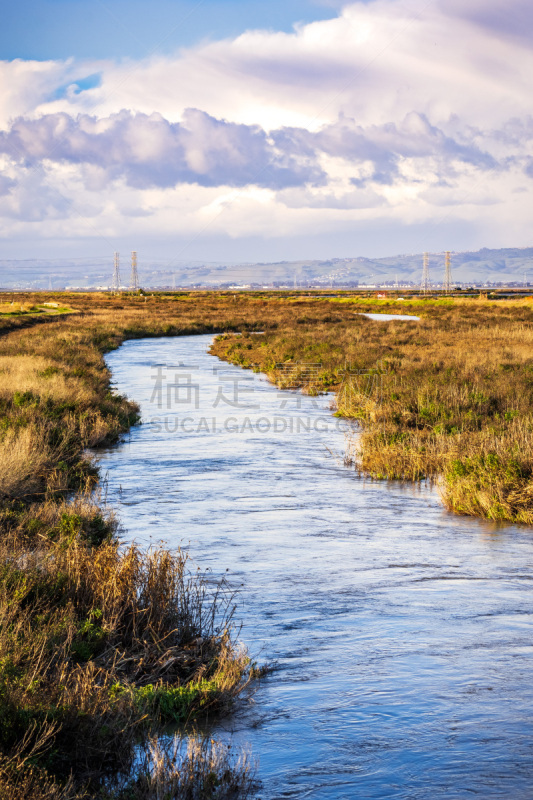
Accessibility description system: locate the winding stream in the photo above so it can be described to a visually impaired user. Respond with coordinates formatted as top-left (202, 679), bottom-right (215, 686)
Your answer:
top-left (98, 334), bottom-right (533, 799)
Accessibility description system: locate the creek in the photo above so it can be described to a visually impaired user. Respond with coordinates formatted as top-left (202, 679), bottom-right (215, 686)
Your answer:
top-left (98, 334), bottom-right (533, 799)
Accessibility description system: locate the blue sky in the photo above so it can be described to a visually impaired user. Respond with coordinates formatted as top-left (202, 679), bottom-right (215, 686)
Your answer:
top-left (0, 0), bottom-right (532, 263)
top-left (1, 0), bottom-right (339, 60)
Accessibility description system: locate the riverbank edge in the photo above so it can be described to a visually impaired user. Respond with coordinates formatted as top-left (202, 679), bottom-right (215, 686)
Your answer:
top-left (209, 311), bottom-right (533, 527)
top-left (0, 316), bottom-right (261, 799)
top-left (2, 291), bottom-right (532, 794)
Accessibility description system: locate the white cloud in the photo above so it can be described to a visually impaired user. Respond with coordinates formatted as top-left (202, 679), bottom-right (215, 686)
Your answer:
top-left (0, 0), bottom-right (532, 257)
top-left (0, 108), bottom-right (500, 193)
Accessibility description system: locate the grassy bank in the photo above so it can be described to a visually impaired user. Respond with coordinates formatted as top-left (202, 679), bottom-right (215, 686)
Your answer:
top-left (2, 288), bottom-right (532, 795)
top-left (210, 295), bottom-right (533, 525)
top-left (0, 292), bottom-right (279, 798)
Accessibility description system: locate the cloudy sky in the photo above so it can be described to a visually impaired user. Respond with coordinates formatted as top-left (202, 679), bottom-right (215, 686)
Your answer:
top-left (1, 0), bottom-right (532, 263)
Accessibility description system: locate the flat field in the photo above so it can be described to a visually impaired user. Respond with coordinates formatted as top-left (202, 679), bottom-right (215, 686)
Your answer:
top-left (0, 289), bottom-right (532, 798)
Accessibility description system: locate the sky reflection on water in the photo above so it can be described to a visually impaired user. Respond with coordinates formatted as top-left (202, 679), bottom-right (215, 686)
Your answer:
top-left (98, 335), bottom-right (533, 799)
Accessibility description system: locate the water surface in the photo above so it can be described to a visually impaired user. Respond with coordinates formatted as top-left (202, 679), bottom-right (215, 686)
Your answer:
top-left (359, 312), bottom-right (420, 321)
top-left (98, 335), bottom-right (533, 799)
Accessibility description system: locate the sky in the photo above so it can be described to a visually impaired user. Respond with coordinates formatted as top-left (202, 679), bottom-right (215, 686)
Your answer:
top-left (0, 0), bottom-right (532, 263)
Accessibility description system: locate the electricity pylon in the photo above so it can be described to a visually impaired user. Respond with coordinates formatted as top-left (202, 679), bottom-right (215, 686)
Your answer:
top-left (131, 251), bottom-right (139, 291)
top-left (420, 252), bottom-right (430, 294)
top-left (443, 251), bottom-right (452, 292)
top-left (113, 252), bottom-right (121, 292)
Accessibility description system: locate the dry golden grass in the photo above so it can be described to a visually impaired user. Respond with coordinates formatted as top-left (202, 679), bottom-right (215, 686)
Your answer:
top-left (0, 723), bottom-right (84, 800)
top-left (1, 288), bottom-right (532, 796)
top-left (0, 521), bottom-right (251, 791)
top-left (441, 416), bottom-right (533, 523)
top-left (0, 354), bottom-right (97, 406)
top-left (211, 295), bottom-right (533, 525)
top-left (0, 302), bottom-right (36, 314)
top-left (0, 425), bottom-right (60, 499)
top-left (0, 725), bottom-right (257, 800)
top-left (3, 290), bottom-right (529, 517)
top-left (0, 291), bottom-right (281, 796)
top-left (118, 735), bottom-right (257, 799)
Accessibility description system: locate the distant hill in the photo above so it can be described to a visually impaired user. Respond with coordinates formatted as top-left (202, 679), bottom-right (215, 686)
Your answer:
top-left (1, 247), bottom-right (533, 290)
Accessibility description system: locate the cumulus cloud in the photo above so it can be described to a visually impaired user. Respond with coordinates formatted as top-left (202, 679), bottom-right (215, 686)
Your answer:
top-left (4, 0), bottom-right (528, 137)
top-left (440, 0), bottom-right (533, 44)
top-left (278, 186), bottom-right (387, 210)
top-left (0, 0), bottom-right (532, 257)
top-left (0, 167), bottom-right (77, 222)
top-left (0, 108), bottom-right (501, 194)
top-left (277, 112), bottom-right (499, 187)
top-left (0, 109), bottom-right (324, 190)
top-left (0, 174), bottom-right (15, 196)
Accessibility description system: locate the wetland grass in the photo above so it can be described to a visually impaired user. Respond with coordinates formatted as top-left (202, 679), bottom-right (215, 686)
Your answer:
top-left (210, 294), bottom-right (533, 525)
top-left (1, 289), bottom-right (533, 797)
top-left (0, 292), bottom-right (276, 797)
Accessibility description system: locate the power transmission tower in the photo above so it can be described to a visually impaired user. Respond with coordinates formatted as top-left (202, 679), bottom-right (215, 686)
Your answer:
top-left (113, 252), bottom-right (121, 292)
top-left (443, 251), bottom-right (452, 292)
top-left (420, 252), bottom-right (430, 294)
top-left (131, 251), bottom-right (139, 291)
